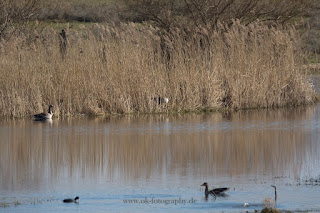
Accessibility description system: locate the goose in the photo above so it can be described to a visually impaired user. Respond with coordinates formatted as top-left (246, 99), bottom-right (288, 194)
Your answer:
top-left (152, 96), bottom-right (169, 104)
top-left (271, 185), bottom-right (277, 203)
top-left (63, 196), bottom-right (79, 203)
top-left (201, 182), bottom-right (229, 197)
top-left (33, 105), bottom-right (54, 121)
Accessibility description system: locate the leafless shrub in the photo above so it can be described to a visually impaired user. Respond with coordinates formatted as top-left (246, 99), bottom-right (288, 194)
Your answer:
top-left (122, 0), bottom-right (316, 30)
top-left (0, 0), bottom-right (41, 38)
top-left (36, 0), bottom-right (121, 23)
top-left (303, 7), bottom-right (320, 54)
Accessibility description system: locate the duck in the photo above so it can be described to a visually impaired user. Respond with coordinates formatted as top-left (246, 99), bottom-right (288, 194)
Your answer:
top-left (152, 96), bottom-right (169, 104)
top-left (63, 196), bottom-right (79, 203)
top-left (201, 182), bottom-right (229, 197)
top-left (33, 105), bottom-right (54, 121)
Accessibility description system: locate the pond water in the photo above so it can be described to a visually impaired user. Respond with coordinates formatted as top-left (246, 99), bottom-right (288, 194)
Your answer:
top-left (1, 105), bottom-right (320, 213)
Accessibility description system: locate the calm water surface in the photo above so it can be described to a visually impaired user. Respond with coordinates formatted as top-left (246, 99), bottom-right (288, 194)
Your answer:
top-left (1, 106), bottom-right (320, 212)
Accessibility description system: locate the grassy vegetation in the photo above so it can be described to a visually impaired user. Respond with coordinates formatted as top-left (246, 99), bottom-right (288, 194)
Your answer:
top-left (36, 0), bottom-right (121, 23)
top-left (0, 0), bottom-right (319, 118)
top-left (0, 21), bottom-right (316, 118)
top-left (261, 197), bottom-right (279, 213)
top-left (54, 0), bottom-right (116, 3)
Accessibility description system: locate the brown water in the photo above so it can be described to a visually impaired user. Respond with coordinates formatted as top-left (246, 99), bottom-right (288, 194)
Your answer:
top-left (1, 106), bottom-right (320, 212)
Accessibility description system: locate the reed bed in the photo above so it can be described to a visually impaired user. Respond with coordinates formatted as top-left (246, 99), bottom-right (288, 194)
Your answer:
top-left (0, 21), bottom-right (316, 118)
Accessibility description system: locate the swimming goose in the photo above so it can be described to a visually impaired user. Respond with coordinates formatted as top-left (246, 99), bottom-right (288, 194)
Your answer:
top-left (63, 196), bottom-right (79, 203)
top-left (201, 182), bottom-right (229, 197)
top-left (33, 105), bottom-right (54, 121)
top-left (271, 185), bottom-right (277, 203)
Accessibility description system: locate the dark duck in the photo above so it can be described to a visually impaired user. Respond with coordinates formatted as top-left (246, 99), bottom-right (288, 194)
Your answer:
top-left (201, 182), bottom-right (229, 197)
top-left (63, 196), bottom-right (79, 203)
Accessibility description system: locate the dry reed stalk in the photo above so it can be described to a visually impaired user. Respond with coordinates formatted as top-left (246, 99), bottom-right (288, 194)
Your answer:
top-left (0, 21), bottom-right (316, 118)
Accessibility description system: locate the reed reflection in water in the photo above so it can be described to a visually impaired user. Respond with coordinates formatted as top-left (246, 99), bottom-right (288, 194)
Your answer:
top-left (0, 106), bottom-right (319, 193)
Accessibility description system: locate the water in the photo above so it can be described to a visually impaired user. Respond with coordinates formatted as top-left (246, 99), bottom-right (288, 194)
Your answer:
top-left (1, 106), bottom-right (320, 212)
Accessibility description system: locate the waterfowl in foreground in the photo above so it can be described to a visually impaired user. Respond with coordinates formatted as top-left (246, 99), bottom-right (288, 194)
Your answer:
top-left (201, 182), bottom-right (229, 197)
top-left (33, 105), bottom-right (54, 121)
top-left (271, 185), bottom-right (277, 203)
top-left (63, 196), bottom-right (79, 203)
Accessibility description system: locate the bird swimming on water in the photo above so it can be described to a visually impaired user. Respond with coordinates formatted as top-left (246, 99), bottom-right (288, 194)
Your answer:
top-left (33, 105), bottom-right (54, 121)
top-left (63, 196), bottom-right (79, 203)
top-left (271, 185), bottom-right (277, 203)
top-left (201, 182), bottom-right (229, 197)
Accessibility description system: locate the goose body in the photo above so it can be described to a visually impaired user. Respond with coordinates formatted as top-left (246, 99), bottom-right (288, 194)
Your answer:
top-left (201, 182), bottom-right (229, 197)
top-left (63, 196), bottom-right (79, 203)
top-left (33, 105), bottom-right (54, 121)
top-left (152, 97), bottom-right (169, 104)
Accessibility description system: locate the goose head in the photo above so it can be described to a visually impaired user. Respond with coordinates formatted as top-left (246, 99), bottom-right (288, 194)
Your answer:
top-left (201, 182), bottom-right (208, 187)
top-left (48, 105), bottom-right (54, 114)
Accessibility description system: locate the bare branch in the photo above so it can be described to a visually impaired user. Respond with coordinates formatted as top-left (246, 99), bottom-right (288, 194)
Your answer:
top-left (0, 0), bottom-right (41, 38)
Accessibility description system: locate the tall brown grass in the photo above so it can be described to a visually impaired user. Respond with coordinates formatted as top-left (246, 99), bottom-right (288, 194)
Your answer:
top-left (0, 21), bottom-right (316, 118)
